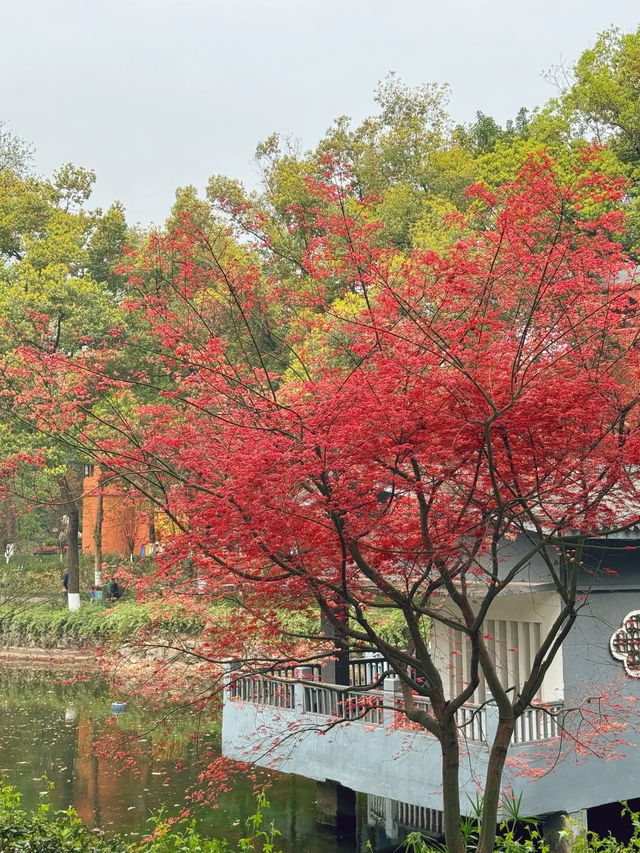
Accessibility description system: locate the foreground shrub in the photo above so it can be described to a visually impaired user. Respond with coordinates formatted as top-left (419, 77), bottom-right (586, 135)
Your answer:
top-left (0, 781), bottom-right (127, 852)
top-left (402, 802), bottom-right (640, 853)
top-left (0, 782), bottom-right (281, 853)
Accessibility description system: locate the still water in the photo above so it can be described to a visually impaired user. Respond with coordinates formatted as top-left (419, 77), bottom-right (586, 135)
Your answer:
top-left (0, 664), bottom-right (380, 852)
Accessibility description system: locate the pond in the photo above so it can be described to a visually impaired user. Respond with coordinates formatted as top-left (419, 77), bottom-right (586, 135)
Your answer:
top-left (0, 662), bottom-right (388, 852)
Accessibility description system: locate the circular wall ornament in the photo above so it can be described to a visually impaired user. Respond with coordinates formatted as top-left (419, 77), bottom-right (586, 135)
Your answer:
top-left (610, 611), bottom-right (640, 677)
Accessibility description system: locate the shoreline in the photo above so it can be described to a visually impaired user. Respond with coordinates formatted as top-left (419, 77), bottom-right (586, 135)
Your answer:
top-left (0, 646), bottom-right (98, 666)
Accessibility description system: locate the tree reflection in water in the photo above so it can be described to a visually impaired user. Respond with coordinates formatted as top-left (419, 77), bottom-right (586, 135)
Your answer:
top-left (0, 664), bottom-right (355, 852)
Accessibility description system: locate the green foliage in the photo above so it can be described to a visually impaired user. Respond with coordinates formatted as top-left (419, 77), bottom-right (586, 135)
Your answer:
top-left (0, 780), bottom-right (128, 852)
top-left (53, 163), bottom-right (96, 212)
top-left (0, 553), bottom-right (98, 607)
top-left (0, 159), bottom-right (119, 354)
top-left (0, 781), bottom-right (281, 853)
top-left (87, 201), bottom-right (132, 295)
top-left (0, 153), bottom-right (127, 575)
top-left (0, 600), bottom-right (149, 647)
top-left (0, 121), bottom-right (34, 176)
top-left (401, 801), bottom-right (640, 853)
top-left (566, 27), bottom-right (640, 166)
top-left (0, 599), bottom-right (215, 649)
top-left (371, 606), bottom-right (429, 649)
top-left (236, 791), bottom-right (281, 853)
top-left (0, 168), bottom-right (54, 264)
top-left (140, 818), bottom-right (229, 853)
top-left (546, 25), bottom-right (640, 255)
top-left (569, 805), bottom-right (640, 853)
top-left (141, 792), bottom-right (281, 853)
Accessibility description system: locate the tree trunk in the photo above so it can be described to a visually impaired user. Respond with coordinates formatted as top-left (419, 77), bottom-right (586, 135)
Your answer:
top-left (476, 718), bottom-right (516, 853)
top-left (93, 470), bottom-right (103, 587)
top-left (441, 717), bottom-right (466, 853)
top-left (59, 475), bottom-right (81, 611)
top-left (148, 517), bottom-right (156, 555)
top-left (1, 494), bottom-right (15, 562)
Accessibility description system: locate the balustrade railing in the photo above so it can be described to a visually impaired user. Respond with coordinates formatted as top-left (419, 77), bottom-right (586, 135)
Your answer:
top-left (511, 703), bottom-right (562, 744)
top-left (348, 656), bottom-right (387, 686)
top-left (390, 694), bottom-right (486, 742)
top-left (303, 683), bottom-right (385, 724)
top-left (456, 703), bottom-right (485, 742)
top-left (226, 663), bottom-right (561, 745)
top-left (397, 800), bottom-right (444, 836)
top-left (272, 663), bottom-right (322, 681)
top-left (228, 672), bottom-right (296, 708)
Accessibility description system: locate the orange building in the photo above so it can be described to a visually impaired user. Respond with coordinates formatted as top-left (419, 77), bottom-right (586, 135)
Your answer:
top-left (82, 468), bottom-right (152, 558)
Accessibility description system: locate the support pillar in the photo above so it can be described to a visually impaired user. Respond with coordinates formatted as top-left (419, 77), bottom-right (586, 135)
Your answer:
top-left (316, 779), bottom-right (356, 836)
top-left (543, 810), bottom-right (587, 853)
top-left (384, 798), bottom-right (398, 840)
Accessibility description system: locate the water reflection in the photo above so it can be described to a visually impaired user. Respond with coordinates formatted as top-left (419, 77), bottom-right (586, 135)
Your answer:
top-left (0, 665), bottom-right (375, 851)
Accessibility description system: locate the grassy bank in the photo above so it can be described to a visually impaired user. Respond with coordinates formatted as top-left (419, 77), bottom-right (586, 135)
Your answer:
top-left (0, 553), bottom-right (98, 601)
top-left (0, 552), bottom-right (217, 650)
top-left (0, 599), bottom-right (205, 650)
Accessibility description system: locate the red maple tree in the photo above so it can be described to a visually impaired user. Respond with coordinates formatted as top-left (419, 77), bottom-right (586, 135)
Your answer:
top-left (11, 152), bottom-right (640, 853)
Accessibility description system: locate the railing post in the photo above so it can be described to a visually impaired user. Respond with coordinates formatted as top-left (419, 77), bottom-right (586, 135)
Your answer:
top-left (295, 665), bottom-right (313, 712)
top-left (223, 660), bottom-right (235, 700)
top-left (383, 675), bottom-right (402, 726)
top-left (484, 697), bottom-right (499, 746)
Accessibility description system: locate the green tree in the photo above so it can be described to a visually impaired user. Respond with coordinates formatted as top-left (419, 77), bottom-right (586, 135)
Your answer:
top-left (0, 121), bottom-right (34, 175)
top-left (207, 74), bottom-right (477, 262)
top-left (546, 26), bottom-right (640, 255)
top-left (87, 201), bottom-right (132, 295)
top-left (0, 156), bottom-right (123, 607)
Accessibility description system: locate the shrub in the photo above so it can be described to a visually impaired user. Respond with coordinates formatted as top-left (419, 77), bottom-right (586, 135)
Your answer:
top-left (0, 782), bottom-right (281, 853)
top-left (0, 781), bottom-right (128, 852)
top-left (0, 600), bottom-right (208, 649)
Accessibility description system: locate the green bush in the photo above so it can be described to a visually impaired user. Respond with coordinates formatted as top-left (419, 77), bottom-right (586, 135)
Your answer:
top-left (0, 599), bottom-right (212, 649)
top-left (0, 601), bottom-right (148, 648)
top-left (0, 781), bottom-right (128, 852)
top-left (401, 803), bottom-right (640, 853)
top-left (0, 782), bottom-right (281, 853)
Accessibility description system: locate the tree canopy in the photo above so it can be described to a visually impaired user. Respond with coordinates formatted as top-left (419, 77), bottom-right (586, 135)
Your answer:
top-left (23, 149), bottom-right (637, 853)
top-left (1, 24), bottom-right (640, 853)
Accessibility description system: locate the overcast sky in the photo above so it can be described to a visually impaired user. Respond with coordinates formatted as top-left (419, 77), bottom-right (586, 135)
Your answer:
top-left (3, 1), bottom-right (638, 226)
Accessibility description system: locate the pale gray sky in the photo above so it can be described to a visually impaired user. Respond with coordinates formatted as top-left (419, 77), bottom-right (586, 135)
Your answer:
top-left (3, 0), bottom-right (638, 226)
